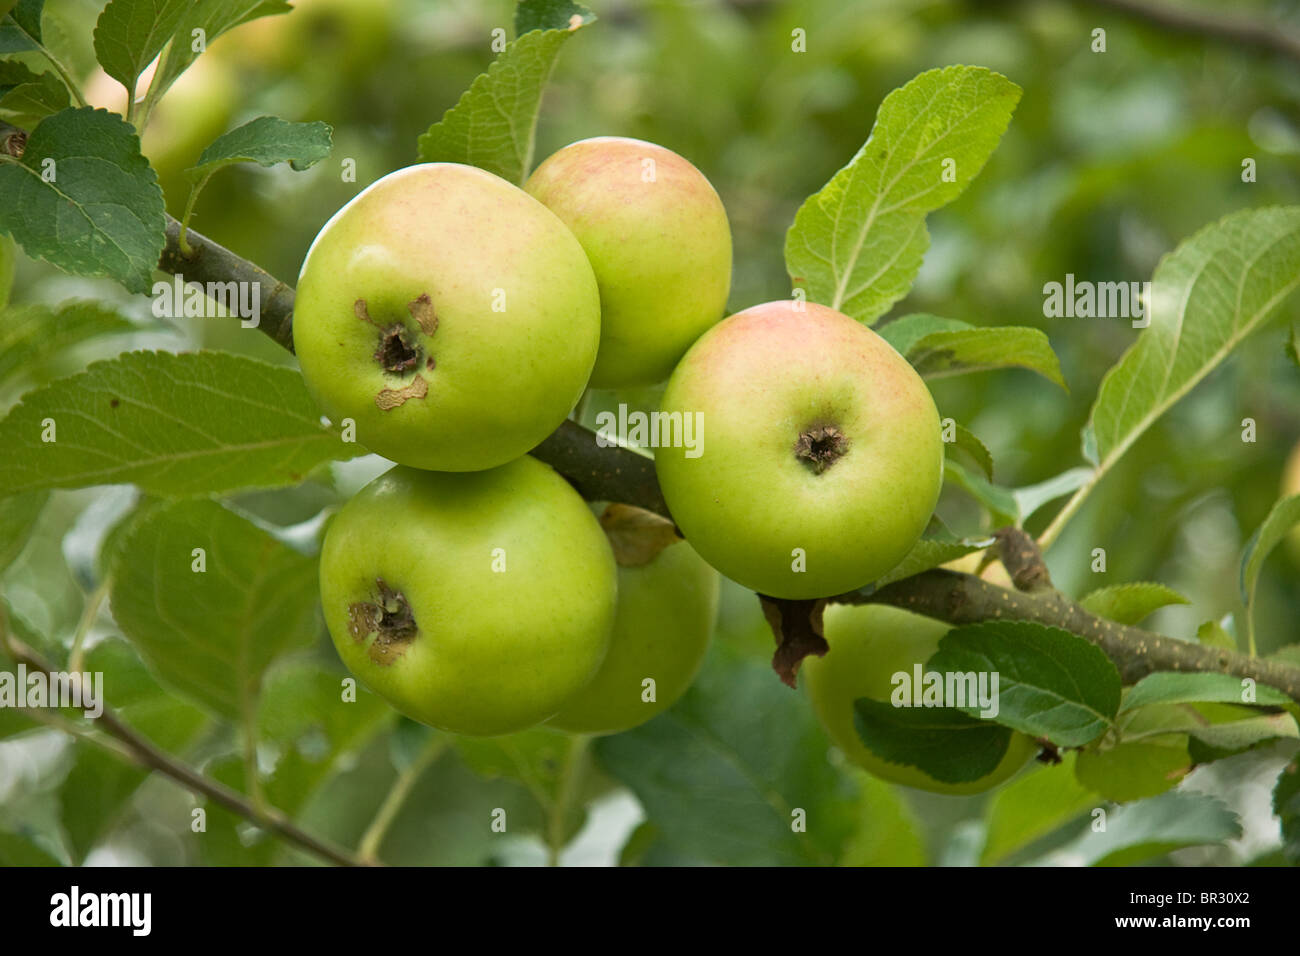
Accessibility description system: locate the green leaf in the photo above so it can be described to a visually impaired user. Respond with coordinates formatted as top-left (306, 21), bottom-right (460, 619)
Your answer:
top-left (1288, 325), bottom-right (1300, 369)
top-left (927, 621), bottom-right (1122, 747)
top-left (1121, 672), bottom-right (1291, 712)
top-left (0, 350), bottom-right (362, 496)
top-left (455, 727), bottom-right (574, 806)
top-left (1240, 493), bottom-right (1300, 649)
top-left (1011, 467), bottom-right (1094, 523)
top-left (943, 420), bottom-right (993, 480)
top-left (1275, 757), bottom-right (1300, 865)
top-left (0, 829), bottom-right (60, 866)
top-left (59, 695), bottom-right (206, 862)
top-left (108, 498), bottom-right (320, 720)
top-left (896, 320), bottom-right (1066, 389)
top-left (872, 532), bottom-right (990, 588)
top-left (188, 116), bottom-right (332, 179)
top-left (1196, 618), bottom-right (1237, 651)
top-left (852, 699), bottom-right (1013, 783)
top-left (594, 644), bottom-right (857, 865)
top-left (0, 489), bottom-right (45, 575)
top-left (1088, 207), bottom-right (1300, 495)
top-left (876, 313), bottom-right (969, 356)
top-left (294, 737), bottom-right (549, 866)
top-left (982, 755), bottom-right (1097, 864)
top-left (943, 459), bottom-right (1019, 526)
top-left (1075, 738), bottom-right (1190, 802)
top-left (0, 59), bottom-right (68, 126)
top-left (784, 66), bottom-right (1020, 322)
top-left (1078, 582), bottom-right (1189, 626)
top-left (147, 0), bottom-right (292, 106)
top-left (0, 236), bottom-right (12, 309)
top-left (1182, 705), bottom-right (1297, 750)
top-left (0, 300), bottom-right (137, 394)
top-left (416, 12), bottom-right (594, 185)
top-left (81, 636), bottom-right (168, 708)
top-left (258, 663), bottom-right (394, 815)
top-left (454, 727), bottom-right (594, 844)
top-left (92, 0), bottom-right (192, 94)
top-left (0, 107), bottom-right (165, 294)
top-left (839, 770), bottom-right (927, 866)
top-left (944, 459), bottom-right (1092, 528)
top-left (1055, 791), bottom-right (1241, 866)
top-left (0, 0), bottom-right (43, 53)
top-left (514, 0), bottom-right (595, 35)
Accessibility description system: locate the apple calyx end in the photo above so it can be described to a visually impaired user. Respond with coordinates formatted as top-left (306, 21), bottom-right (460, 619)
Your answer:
top-left (347, 579), bottom-right (419, 666)
top-left (354, 294), bottom-right (438, 378)
top-left (794, 424), bottom-right (849, 475)
top-left (375, 323), bottom-right (420, 375)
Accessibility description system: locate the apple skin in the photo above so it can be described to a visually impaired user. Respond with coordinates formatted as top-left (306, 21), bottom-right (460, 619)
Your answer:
top-left (318, 458), bottom-right (617, 736)
top-left (802, 604), bottom-right (1037, 794)
top-left (1283, 441), bottom-right (1300, 562)
top-left (524, 137), bottom-right (732, 388)
top-left (294, 163), bottom-right (601, 472)
top-left (548, 508), bottom-right (720, 735)
top-left (654, 300), bottom-right (944, 599)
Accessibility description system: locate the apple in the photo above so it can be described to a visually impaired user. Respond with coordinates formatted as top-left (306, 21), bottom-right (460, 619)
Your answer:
top-left (293, 163), bottom-right (601, 472)
top-left (524, 137), bottom-right (732, 388)
top-left (1283, 440), bottom-right (1300, 563)
top-left (318, 457), bottom-right (618, 736)
top-left (548, 505), bottom-right (720, 735)
top-left (654, 300), bottom-right (944, 599)
top-left (802, 603), bottom-right (1037, 794)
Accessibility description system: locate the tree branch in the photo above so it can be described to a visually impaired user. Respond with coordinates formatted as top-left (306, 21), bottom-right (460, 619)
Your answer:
top-left (161, 217), bottom-right (297, 353)
top-left (836, 569), bottom-right (1300, 702)
top-left (1080, 0), bottom-right (1300, 65)
top-left (154, 224), bottom-right (1300, 705)
top-left (3, 633), bottom-right (368, 867)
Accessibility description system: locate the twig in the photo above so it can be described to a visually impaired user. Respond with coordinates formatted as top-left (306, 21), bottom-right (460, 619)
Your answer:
top-left (3, 632), bottom-right (368, 867)
top-left (160, 218), bottom-right (298, 353)
top-left (1082, 0), bottom-right (1300, 65)
top-left (67, 576), bottom-right (111, 674)
top-left (835, 569), bottom-right (1300, 702)
top-left (546, 735), bottom-right (589, 867)
top-left (356, 736), bottom-right (449, 864)
top-left (993, 527), bottom-right (1053, 592)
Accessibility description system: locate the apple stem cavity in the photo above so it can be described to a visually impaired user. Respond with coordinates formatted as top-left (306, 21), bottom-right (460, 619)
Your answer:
top-left (794, 424), bottom-right (849, 475)
top-left (347, 578), bottom-right (419, 665)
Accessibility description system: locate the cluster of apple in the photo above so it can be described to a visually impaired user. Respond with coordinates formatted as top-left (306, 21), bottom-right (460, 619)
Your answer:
top-left (297, 138), bottom-right (729, 737)
top-left (295, 137), bottom-right (1010, 790)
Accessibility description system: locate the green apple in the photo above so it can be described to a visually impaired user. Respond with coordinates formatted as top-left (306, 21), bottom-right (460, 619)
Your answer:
top-left (803, 604), bottom-right (1037, 794)
top-left (294, 163), bottom-right (601, 472)
top-left (549, 505), bottom-right (720, 735)
top-left (319, 457), bottom-right (617, 736)
top-left (654, 300), bottom-right (944, 599)
top-left (525, 137), bottom-right (732, 388)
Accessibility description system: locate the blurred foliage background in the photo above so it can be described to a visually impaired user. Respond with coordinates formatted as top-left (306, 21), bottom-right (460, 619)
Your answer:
top-left (4, 0), bottom-right (1300, 866)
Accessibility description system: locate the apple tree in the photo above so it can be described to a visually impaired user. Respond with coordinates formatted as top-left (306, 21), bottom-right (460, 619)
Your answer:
top-left (0, 0), bottom-right (1298, 870)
